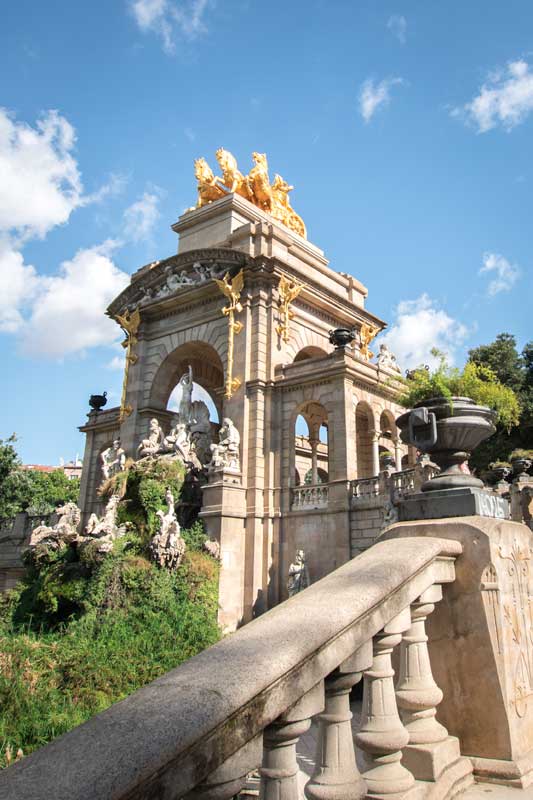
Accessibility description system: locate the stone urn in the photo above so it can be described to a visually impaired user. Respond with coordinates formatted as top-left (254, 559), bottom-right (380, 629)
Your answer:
top-left (511, 457), bottom-right (532, 480)
top-left (491, 465), bottom-right (511, 484)
top-left (396, 396), bottom-right (496, 492)
top-left (379, 453), bottom-right (396, 471)
top-left (329, 327), bottom-right (355, 350)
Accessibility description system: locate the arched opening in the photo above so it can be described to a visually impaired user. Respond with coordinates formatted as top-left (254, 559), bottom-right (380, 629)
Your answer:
top-left (293, 402), bottom-right (329, 485)
top-left (149, 341), bottom-right (224, 415)
top-left (378, 410), bottom-right (397, 466)
top-left (355, 402), bottom-right (375, 478)
top-left (293, 346), bottom-right (329, 363)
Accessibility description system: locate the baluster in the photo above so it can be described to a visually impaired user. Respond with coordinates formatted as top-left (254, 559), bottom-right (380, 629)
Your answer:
top-left (394, 586), bottom-right (472, 785)
top-left (355, 608), bottom-right (414, 798)
top-left (260, 681), bottom-right (324, 800)
top-left (185, 735), bottom-right (262, 800)
top-left (395, 585), bottom-right (447, 746)
top-left (305, 641), bottom-right (372, 800)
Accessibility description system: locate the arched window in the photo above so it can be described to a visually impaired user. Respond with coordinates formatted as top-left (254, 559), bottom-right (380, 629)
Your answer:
top-left (293, 402), bottom-right (329, 485)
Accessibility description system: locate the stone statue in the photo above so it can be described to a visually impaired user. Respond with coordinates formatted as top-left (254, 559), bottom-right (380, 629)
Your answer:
top-left (162, 420), bottom-right (192, 462)
top-left (149, 487), bottom-right (186, 570)
top-left (203, 539), bottom-right (221, 559)
top-left (377, 343), bottom-right (401, 373)
top-left (209, 418), bottom-right (240, 471)
top-left (178, 366), bottom-right (194, 424)
top-left (28, 501), bottom-right (81, 554)
top-left (81, 494), bottom-right (126, 557)
top-left (138, 418), bottom-right (164, 457)
top-left (287, 550), bottom-right (310, 596)
top-left (100, 439), bottom-right (126, 481)
top-left (190, 400), bottom-right (212, 464)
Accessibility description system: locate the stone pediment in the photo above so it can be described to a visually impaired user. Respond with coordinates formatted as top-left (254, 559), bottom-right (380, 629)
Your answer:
top-left (107, 248), bottom-right (249, 317)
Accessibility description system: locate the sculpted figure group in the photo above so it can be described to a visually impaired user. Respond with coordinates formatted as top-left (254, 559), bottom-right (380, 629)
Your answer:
top-left (135, 366), bottom-right (240, 473)
top-left (193, 149), bottom-right (306, 239)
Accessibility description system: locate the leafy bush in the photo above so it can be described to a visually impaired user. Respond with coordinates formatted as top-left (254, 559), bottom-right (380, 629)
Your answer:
top-left (398, 350), bottom-right (520, 431)
top-left (0, 540), bottom-right (219, 767)
top-left (509, 448), bottom-right (533, 461)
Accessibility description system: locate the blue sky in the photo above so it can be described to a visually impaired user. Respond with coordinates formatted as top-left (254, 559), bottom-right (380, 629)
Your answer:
top-left (1, 0), bottom-right (531, 464)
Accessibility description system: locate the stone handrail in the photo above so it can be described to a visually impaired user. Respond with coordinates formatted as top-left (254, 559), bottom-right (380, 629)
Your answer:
top-left (351, 475), bottom-right (380, 498)
top-left (291, 483), bottom-right (329, 510)
top-left (1, 536), bottom-right (464, 800)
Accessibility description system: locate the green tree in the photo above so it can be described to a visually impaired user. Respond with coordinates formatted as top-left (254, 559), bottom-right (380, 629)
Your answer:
top-left (23, 470), bottom-right (80, 516)
top-left (467, 334), bottom-right (533, 471)
top-left (0, 436), bottom-right (31, 520)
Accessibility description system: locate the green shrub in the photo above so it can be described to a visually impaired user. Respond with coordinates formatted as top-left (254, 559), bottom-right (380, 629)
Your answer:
top-left (398, 350), bottom-right (520, 431)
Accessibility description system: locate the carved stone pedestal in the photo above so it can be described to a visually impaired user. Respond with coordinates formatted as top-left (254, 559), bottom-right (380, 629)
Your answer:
top-left (200, 470), bottom-right (246, 632)
top-left (382, 516), bottom-right (533, 787)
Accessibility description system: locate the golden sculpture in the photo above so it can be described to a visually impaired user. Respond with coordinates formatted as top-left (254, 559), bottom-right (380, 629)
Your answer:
top-left (214, 270), bottom-right (244, 399)
top-left (276, 275), bottom-right (303, 343)
top-left (359, 323), bottom-right (378, 361)
top-left (115, 307), bottom-right (141, 422)
top-left (193, 149), bottom-right (306, 238)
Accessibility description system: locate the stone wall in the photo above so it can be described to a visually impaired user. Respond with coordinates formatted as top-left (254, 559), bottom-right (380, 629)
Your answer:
top-left (0, 512), bottom-right (56, 592)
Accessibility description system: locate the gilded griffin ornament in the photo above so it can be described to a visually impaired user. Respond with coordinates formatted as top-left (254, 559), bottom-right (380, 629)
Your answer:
top-left (115, 307), bottom-right (141, 421)
top-left (214, 270), bottom-right (244, 399)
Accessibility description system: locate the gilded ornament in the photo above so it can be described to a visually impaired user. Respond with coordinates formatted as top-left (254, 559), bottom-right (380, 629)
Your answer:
top-left (359, 323), bottom-right (378, 361)
top-left (115, 307), bottom-right (141, 422)
top-left (192, 149), bottom-right (307, 238)
top-left (276, 275), bottom-right (303, 343)
top-left (214, 270), bottom-right (244, 399)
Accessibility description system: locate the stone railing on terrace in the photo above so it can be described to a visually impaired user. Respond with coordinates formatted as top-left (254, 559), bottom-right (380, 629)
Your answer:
top-left (1, 537), bottom-right (471, 800)
top-left (291, 483), bottom-right (329, 510)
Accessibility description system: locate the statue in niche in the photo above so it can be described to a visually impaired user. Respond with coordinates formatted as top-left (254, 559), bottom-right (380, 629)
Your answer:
top-left (150, 487), bottom-right (186, 570)
top-left (138, 418), bottom-right (164, 458)
top-left (100, 439), bottom-right (126, 481)
top-left (287, 550), bottom-right (310, 596)
top-left (377, 343), bottom-right (401, 373)
top-left (209, 417), bottom-right (240, 471)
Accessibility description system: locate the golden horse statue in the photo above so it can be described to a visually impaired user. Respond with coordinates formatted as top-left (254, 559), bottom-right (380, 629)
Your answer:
top-left (215, 148), bottom-right (253, 201)
top-left (194, 157), bottom-right (226, 208)
top-left (192, 149), bottom-right (307, 238)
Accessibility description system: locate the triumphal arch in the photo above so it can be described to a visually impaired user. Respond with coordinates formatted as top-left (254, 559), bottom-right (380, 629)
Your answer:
top-left (79, 149), bottom-right (409, 630)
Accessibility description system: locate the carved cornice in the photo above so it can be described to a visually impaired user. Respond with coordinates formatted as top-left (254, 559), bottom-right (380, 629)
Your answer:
top-left (107, 249), bottom-right (251, 318)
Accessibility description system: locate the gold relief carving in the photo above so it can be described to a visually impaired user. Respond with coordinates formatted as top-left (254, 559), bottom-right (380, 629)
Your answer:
top-left (359, 323), bottom-right (379, 360)
top-left (214, 270), bottom-right (244, 399)
top-left (276, 275), bottom-right (303, 343)
top-left (499, 539), bottom-right (533, 717)
top-left (193, 149), bottom-right (307, 238)
top-left (115, 307), bottom-right (141, 423)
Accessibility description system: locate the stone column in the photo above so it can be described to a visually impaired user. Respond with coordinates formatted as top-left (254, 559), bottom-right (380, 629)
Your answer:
top-left (305, 642), bottom-right (372, 800)
top-left (260, 682), bottom-right (324, 800)
top-left (371, 431), bottom-right (380, 477)
top-left (356, 607), bottom-right (414, 797)
top-left (199, 469), bottom-right (247, 632)
top-left (309, 437), bottom-right (319, 485)
top-left (393, 438), bottom-right (402, 472)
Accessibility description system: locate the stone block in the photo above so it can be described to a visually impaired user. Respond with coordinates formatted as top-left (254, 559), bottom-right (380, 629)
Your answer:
top-left (399, 487), bottom-right (509, 522)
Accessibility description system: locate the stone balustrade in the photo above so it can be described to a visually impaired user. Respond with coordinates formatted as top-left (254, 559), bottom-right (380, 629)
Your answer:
top-left (351, 476), bottom-right (380, 499)
top-left (291, 483), bottom-right (329, 510)
top-left (0, 536), bottom-right (470, 800)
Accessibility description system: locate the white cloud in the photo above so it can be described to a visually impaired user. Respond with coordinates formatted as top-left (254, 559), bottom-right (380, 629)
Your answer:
top-left (20, 241), bottom-right (130, 358)
top-left (452, 59), bottom-right (533, 132)
top-left (0, 240), bottom-right (43, 332)
top-left (379, 294), bottom-right (468, 370)
top-left (359, 77), bottom-right (404, 122)
top-left (387, 14), bottom-right (407, 44)
top-left (479, 252), bottom-right (520, 296)
top-left (129, 0), bottom-right (210, 52)
top-left (123, 190), bottom-right (161, 242)
top-left (107, 355), bottom-right (126, 370)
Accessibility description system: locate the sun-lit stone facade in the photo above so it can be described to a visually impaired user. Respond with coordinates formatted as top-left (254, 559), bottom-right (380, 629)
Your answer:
top-left (79, 193), bottom-right (410, 630)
